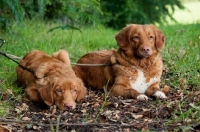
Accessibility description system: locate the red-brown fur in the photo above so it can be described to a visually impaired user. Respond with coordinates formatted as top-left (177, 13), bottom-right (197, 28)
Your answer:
top-left (73, 24), bottom-right (169, 100)
top-left (16, 50), bottom-right (87, 110)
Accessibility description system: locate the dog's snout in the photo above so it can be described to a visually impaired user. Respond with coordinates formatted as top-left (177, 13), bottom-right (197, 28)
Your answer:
top-left (64, 103), bottom-right (73, 109)
top-left (141, 47), bottom-right (150, 53)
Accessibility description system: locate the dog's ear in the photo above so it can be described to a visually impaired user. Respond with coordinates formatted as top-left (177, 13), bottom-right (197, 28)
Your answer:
top-left (155, 29), bottom-right (165, 49)
top-left (76, 80), bottom-right (87, 102)
top-left (115, 25), bottom-right (131, 50)
top-left (38, 85), bottom-right (54, 106)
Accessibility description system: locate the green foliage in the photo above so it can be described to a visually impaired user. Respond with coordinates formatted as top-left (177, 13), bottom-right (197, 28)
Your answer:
top-left (0, 0), bottom-right (186, 31)
top-left (20, 0), bottom-right (45, 19)
top-left (45, 0), bottom-right (102, 30)
top-left (0, 0), bottom-right (24, 31)
top-left (101, 0), bottom-right (185, 29)
top-left (0, 0), bottom-right (101, 31)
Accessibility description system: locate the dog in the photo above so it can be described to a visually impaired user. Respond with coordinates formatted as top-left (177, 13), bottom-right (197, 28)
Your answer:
top-left (16, 50), bottom-right (87, 110)
top-left (73, 24), bottom-right (169, 100)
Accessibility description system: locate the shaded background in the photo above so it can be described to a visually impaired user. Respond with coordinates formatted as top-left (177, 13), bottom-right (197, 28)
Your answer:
top-left (1, 0), bottom-right (199, 32)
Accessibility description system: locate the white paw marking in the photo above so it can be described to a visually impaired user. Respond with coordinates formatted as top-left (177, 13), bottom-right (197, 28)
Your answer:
top-left (154, 91), bottom-right (166, 99)
top-left (137, 94), bottom-right (148, 101)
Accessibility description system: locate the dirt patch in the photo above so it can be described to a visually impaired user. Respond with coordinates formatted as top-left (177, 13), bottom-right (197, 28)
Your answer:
top-left (0, 88), bottom-right (200, 132)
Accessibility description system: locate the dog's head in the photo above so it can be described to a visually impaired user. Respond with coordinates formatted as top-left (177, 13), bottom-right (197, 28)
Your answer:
top-left (115, 24), bottom-right (165, 59)
top-left (37, 75), bottom-right (87, 110)
top-left (35, 63), bottom-right (87, 110)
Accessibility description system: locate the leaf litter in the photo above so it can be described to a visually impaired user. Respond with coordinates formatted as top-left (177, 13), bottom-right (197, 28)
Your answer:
top-left (0, 84), bottom-right (200, 131)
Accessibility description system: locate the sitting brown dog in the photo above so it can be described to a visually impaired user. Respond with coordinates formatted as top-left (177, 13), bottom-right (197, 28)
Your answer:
top-left (73, 24), bottom-right (169, 100)
top-left (16, 50), bottom-right (87, 110)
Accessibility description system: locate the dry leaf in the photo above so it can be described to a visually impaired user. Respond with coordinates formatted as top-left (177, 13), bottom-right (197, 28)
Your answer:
top-left (50, 105), bottom-right (57, 115)
top-left (81, 109), bottom-right (87, 113)
top-left (113, 103), bottom-right (119, 108)
top-left (0, 125), bottom-right (11, 132)
top-left (101, 110), bottom-right (112, 116)
top-left (131, 114), bottom-right (143, 119)
top-left (112, 113), bottom-right (120, 121)
top-left (92, 102), bottom-right (100, 107)
top-left (123, 128), bottom-right (130, 132)
top-left (15, 108), bottom-right (22, 114)
top-left (33, 126), bottom-right (41, 130)
top-left (22, 117), bottom-right (31, 121)
top-left (6, 89), bottom-right (13, 95)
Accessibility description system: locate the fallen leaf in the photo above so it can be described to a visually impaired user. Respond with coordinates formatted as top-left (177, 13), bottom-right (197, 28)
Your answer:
top-left (189, 103), bottom-right (200, 110)
top-left (92, 102), bottom-right (100, 107)
top-left (50, 105), bottom-right (57, 115)
top-left (101, 110), bottom-right (112, 116)
top-left (6, 89), bottom-right (13, 95)
top-left (71, 129), bottom-right (76, 132)
top-left (142, 109), bottom-right (151, 112)
top-left (132, 114), bottom-right (143, 119)
top-left (33, 126), bottom-right (41, 130)
top-left (112, 113), bottom-right (120, 121)
top-left (113, 103), bottom-right (119, 108)
top-left (22, 117), bottom-right (31, 121)
top-left (81, 109), bottom-right (87, 113)
top-left (0, 125), bottom-right (11, 132)
top-left (105, 101), bottom-right (113, 106)
top-left (123, 128), bottom-right (130, 132)
top-left (15, 108), bottom-right (22, 114)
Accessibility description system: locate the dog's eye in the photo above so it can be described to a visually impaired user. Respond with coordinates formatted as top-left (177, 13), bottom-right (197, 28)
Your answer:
top-left (133, 35), bottom-right (139, 39)
top-left (132, 35), bottom-right (139, 42)
top-left (149, 36), bottom-right (153, 39)
top-left (56, 88), bottom-right (63, 92)
top-left (72, 89), bottom-right (77, 93)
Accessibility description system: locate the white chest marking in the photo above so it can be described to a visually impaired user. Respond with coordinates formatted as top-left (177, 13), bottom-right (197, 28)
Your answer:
top-left (130, 66), bottom-right (158, 94)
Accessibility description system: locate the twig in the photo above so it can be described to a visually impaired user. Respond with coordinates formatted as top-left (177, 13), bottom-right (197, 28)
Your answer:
top-left (56, 115), bottom-right (61, 132)
top-left (0, 118), bottom-right (167, 127)
top-left (95, 80), bottom-right (112, 122)
top-left (0, 118), bottom-right (170, 130)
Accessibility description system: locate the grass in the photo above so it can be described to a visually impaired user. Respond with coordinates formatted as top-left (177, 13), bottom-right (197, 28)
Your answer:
top-left (0, 20), bottom-right (200, 129)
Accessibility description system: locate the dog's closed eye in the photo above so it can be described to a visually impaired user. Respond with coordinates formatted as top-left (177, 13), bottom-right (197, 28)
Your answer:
top-left (56, 88), bottom-right (63, 93)
top-left (71, 88), bottom-right (77, 93)
top-left (132, 35), bottom-right (140, 42)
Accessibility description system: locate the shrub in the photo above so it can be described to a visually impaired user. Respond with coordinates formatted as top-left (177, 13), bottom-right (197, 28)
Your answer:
top-left (100, 0), bottom-right (185, 29)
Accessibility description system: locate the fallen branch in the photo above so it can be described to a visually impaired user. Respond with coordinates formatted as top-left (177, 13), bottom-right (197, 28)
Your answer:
top-left (0, 118), bottom-right (169, 130)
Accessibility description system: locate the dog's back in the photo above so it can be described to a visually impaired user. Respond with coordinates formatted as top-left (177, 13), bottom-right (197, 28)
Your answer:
top-left (16, 50), bottom-right (52, 86)
top-left (73, 50), bottom-right (115, 89)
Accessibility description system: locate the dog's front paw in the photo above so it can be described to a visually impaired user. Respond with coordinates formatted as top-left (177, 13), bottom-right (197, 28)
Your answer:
top-left (137, 94), bottom-right (148, 101)
top-left (154, 91), bottom-right (167, 99)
